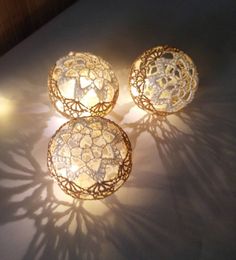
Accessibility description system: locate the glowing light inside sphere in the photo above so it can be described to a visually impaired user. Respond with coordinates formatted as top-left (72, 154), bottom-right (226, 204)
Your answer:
top-left (129, 46), bottom-right (199, 114)
top-left (47, 116), bottom-right (132, 199)
top-left (48, 52), bottom-right (119, 118)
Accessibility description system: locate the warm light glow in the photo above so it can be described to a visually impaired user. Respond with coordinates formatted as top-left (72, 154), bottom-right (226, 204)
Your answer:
top-left (129, 45), bottom-right (199, 114)
top-left (80, 89), bottom-right (99, 108)
top-left (131, 86), bottom-right (139, 97)
top-left (48, 52), bottom-right (119, 118)
top-left (0, 96), bottom-right (14, 119)
top-left (47, 116), bottom-right (132, 199)
top-left (58, 78), bottom-right (76, 99)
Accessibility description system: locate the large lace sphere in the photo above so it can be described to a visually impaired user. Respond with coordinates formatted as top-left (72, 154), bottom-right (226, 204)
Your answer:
top-left (47, 116), bottom-right (132, 199)
top-left (48, 52), bottom-right (119, 118)
top-left (129, 46), bottom-right (198, 114)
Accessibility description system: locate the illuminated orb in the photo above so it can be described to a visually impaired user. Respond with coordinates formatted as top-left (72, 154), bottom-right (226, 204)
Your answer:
top-left (47, 116), bottom-right (132, 199)
top-left (48, 52), bottom-right (119, 118)
top-left (129, 46), bottom-right (199, 114)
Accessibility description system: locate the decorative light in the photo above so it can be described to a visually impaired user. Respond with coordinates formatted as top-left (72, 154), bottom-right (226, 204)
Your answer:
top-left (129, 45), bottom-right (198, 114)
top-left (48, 52), bottom-right (119, 118)
top-left (47, 116), bottom-right (132, 199)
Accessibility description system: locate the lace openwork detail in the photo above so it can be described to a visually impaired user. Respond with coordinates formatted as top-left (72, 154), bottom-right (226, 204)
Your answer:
top-left (47, 116), bottom-right (132, 199)
top-left (129, 46), bottom-right (198, 114)
top-left (48, 52), bottom-right (119, 118)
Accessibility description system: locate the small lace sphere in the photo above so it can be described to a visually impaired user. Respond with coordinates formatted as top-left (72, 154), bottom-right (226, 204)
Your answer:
top-left (129, 46), bottom-right (199, 114)
top-left (48, 52), bottom-right (119, 118)
top-left (47, 116), bottom-right (132, 199)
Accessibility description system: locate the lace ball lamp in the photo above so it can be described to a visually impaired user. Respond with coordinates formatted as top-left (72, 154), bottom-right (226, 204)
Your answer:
top-left (129, 46), bottom-right (199, 114)
top-left (47, 116), bottom-right (132, 199)
top-left (48, 52), bottom-right (119, 118)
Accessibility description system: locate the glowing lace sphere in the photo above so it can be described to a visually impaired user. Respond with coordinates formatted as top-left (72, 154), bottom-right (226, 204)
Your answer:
top-left (47, 116), bottom-right (132, 199)
top-left (129, 46), bottom-right (198, 114)
top-left (48, 52), bottom-right (119, 118)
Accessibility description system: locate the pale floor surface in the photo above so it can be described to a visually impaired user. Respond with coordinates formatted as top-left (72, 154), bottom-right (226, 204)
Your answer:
top-left (0, 0), bottom-right (235, 259)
